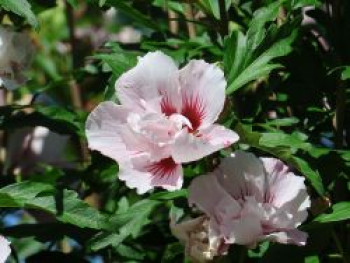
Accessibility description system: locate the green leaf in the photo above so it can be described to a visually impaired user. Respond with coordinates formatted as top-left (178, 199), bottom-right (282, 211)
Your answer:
top-left (67, 0), bottom-right (78, 8)
top-left (161, 242), bottom-right (184, 263)
top-left (291, 0), bottom-right (321, 9)
top-left (0, 182), bottom-right (108, 230)
top-left (264, 117), bottom-right (299, 127)
top-left (150, 189), bottom-right (188, 200)
top-left (0, 105), bottom-right (85, 137)
top-left (0, 0), bottom-right (38, 28)
top-left (291, 157), bottom-right (324, 196)
top-left (89, 199), bottom-right (160, 251)
top-left (226, 30), bottom-right (296, 94)
top-left (341, 66), bottom-right (350, 80)
top-left (91, 0), bottom-right (160, 31)
top-left (235, 123), bottom-right (325, 195)
top-left (313, 202), bottom-right (350, 223)
top-left (224, 1), bottom-right (297, 94)
top-left (99, 0), bottom-right (107, 7)
top-left (305, 256), bottom-right (320, 263)
top-left (259, 132), bottom-right (311, 150)
top-left (199, 0), bottom-right (231, 19)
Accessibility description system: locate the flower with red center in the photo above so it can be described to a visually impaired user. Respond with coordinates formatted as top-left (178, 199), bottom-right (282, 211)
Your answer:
top-left (189, 151), bottom-right (311, 248)
top-left (86, 51), bottom-right (239, 194)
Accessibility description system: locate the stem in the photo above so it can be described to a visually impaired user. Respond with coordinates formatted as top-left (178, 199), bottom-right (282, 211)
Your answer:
top-left (64, 0), bottom-right (89, 164)
top-left (168, 10), bottom-right (179, 35)
top-left (218, 0), bottom-right (229, 37)
top-left (331, 229), bottom-right (349, 263)
top-left (238, 246), bottom-right (247, 263)
top-left (334, 84), bottom-right (346, 148)
top-left (184, 1), bottom-right (196, 38)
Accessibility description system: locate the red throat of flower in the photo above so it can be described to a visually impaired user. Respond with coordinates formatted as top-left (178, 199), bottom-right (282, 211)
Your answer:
top-left (147, 157), bottom-right (178, 178)
top-left (181, 94), bottom-right (205, 132)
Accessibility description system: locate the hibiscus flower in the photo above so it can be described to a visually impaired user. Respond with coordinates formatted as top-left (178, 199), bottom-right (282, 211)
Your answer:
top-left (86, 51), bottom-right (238, 194)
top-left (189, 151), bottom-right (310, 248)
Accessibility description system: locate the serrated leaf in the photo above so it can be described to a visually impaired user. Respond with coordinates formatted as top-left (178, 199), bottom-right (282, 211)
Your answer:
top-left (89, 199), bottom-right (160, 251)
top-left (0, 0), bottom-right (38, 28)
top-left (0, 182), bottom-right (108, 230)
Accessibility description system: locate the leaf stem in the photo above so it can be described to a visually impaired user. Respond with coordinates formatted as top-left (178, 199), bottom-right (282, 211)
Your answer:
top-left (219, 0), bottom-right (229, 37)
top-left (331, 229), bottom-right (349, 263)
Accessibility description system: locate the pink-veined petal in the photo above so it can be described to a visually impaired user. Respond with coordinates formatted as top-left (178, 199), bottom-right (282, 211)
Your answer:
top-left (216, 151), bottom-right (266, 202)
top-left (261, 158), bottom-right (310, 227)
top-left (179, 60), bottom-right (226, 130)
top-left (0, 236), bottom-right (11, 263)
top-left (119, 155), bottom-right (183, 194)
top-left (172, 125), bottom-right (238, 163)
top-left (85, 101), bottom-right (131, 163)
top-left (116, 51), bottom-right (181, 114)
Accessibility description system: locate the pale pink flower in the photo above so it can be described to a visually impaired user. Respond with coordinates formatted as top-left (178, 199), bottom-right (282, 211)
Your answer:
top-left (189, 151), bottom-right (310, 248)
top-left (86, 51), bottom-right (238, 194)
top-left (0, 26), bottom-right (34, 90)
top-left (0, 236), bottom-right (11, 263)
top-left (170, 216), bottom-right (228, 263)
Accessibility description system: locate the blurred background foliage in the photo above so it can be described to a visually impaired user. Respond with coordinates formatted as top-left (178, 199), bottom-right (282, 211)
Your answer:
top-left (0, 0), bottom-right (349, 262)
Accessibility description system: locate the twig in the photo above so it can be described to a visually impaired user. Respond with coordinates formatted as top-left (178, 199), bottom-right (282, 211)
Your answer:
top-left (219, 0), bottom-right (229, 37)
top-left (184, 1), bottom-right (196, 38)
top-left (331, 229), bottom-right (349, 263)
top-left (64, 0), bottom-right (89, 164)
top-left (168, 10), bottom-right (179, 35)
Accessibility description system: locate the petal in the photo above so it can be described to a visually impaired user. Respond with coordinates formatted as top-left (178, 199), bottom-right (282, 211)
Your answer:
top-left (216, 151), bottom-right (266, 202)
top-left (119, 155), bottom-right (183, 194)
top-left (261, 158), bottom-right (310, 226)
top-left (85, 102), bottom-right (131, 163)
top-left (0, 236), bottom-right (11, 263)
top-left (179, 60), bottom-right (226, 130)
top-left (116, 51), bottom-right (181, 114)
top-left (172, 125), bottom-right (239, 163)
top-left (148, 158), bottom-right (183, 191)
top-left (188, 172), bottom-right (237, 218)
top-left (263, 229), bottom-right (308, 246)
top-left (221, 216), bottom-right (262, 246)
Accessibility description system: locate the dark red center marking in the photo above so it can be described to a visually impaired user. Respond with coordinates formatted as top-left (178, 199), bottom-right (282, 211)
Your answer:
top-left (147, 157), bottom-right (178, 178)
top-left (181, 94), bottom-right (205, 132)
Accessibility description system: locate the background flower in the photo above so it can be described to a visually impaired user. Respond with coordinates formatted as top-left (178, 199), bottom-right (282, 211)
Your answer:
top-left (189, 151), bottom-right (311, 248)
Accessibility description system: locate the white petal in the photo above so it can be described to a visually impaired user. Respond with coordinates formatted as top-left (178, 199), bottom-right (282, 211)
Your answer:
top-left (261, 158), bottom-right (310, 227)
top-left (119, 155), bottom-right (183, 194)
top-left (188, 173), bottom-right (236, 218)
top-left (222, 216), bottom-right (262, 246)
top-left (116, 51), bottom-right (181, 113)
top-left (0, 236), bottom-right (11, 263)
top-left (216, 151), bottom-right (267, 202)
top-left (85, 102), bottom-right (131, 163)
top-left (179, 60), bottom-right (226, 129)
top-left (172, 125), bottom-right (238, 163)
top-left (263, 229), bottom-right (308, 246)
